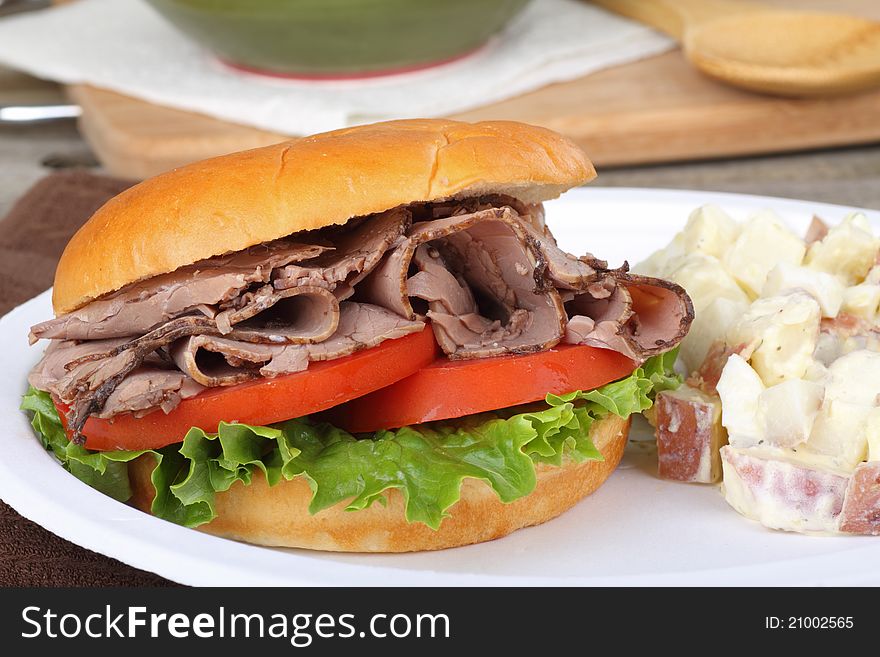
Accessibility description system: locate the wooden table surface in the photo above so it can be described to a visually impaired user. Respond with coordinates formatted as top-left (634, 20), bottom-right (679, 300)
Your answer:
top-left (64, 0), bottom-right (880, 179)
top-left (5, 64), bottom-right (879, 218)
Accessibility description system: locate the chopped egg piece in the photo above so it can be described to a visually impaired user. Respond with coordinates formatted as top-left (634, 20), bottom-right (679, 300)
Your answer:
top-left (679, 296), bottom-right (749, 375)
top-left (841, 283), bottom-right (880, 321)
top-left (679, 204), bottom-right (740, 259)
top-left (660, 253), bottom-right (750, 311)
top-left (727, 293), bottom-right (820, 385)
top-left (803, 360), bottom-right (829, 384)
top-left (805, 213), bottom-right (879, 285)
top-left (634, 204), bottom-right (739, 277)
top-left (716, 354), bottom-right (765, 448)
top-left (803, 399), bottom-right (870, 471)
top-left (633, 242), bottom-right (681, 279)
top-left (722, 211), bottom-right (806, 297)
top-left (761, 262), bottom-right (844, 318)
top-left (801, 350), bottom-right (880, 470)
top-left (823, 349), bottom-right (880, 404)
top-left (758, 378), bottom-right (824, 449)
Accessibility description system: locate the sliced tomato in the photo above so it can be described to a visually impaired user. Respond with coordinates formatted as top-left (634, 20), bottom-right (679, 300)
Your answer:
top-left (62, 327), bottom-right (438, 452)
top-left (328, 344), bottom-right (636, 433)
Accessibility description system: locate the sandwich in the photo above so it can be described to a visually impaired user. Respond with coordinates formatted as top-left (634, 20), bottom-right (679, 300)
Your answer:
top-left (22, 119), bottom-right (693, 552)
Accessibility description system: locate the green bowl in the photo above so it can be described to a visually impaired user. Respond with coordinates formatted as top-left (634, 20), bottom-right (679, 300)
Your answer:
top-left (145, 0), bottom-right (532, 78)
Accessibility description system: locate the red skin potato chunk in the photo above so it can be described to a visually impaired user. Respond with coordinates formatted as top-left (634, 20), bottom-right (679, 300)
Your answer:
top-left (839, 462), bottom-right (880, 535)
top-left (720, 446), bottom-right (849, 533)
top-left (655, 388), bottom-right (726, 483)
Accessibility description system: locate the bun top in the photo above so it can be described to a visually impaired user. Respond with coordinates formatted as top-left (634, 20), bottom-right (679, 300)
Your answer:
top-left (52, 119), bottom-right (595, 314)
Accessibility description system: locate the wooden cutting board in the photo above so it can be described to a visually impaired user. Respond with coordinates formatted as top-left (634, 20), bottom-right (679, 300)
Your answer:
top-left (67, 0), bottom-right (880, 180)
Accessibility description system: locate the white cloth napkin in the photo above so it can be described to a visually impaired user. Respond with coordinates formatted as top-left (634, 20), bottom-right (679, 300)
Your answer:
top-left (0, 0), bottom-right (672, 135)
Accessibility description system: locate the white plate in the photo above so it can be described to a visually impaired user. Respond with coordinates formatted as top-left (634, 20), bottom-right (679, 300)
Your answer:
top-left (2, 188), bottom-right (879, 587)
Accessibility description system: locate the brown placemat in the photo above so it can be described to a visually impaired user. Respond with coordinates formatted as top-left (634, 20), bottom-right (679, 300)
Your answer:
top-left (0, 170), bottom-right (176, 586)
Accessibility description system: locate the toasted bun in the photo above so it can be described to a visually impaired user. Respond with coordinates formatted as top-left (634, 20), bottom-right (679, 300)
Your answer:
top-left (53, 119), bottom-right (594, 314)
top-left (128, 414), bottom-right (627, 553)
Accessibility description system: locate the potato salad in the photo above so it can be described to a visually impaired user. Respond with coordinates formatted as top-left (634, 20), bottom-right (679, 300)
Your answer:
top-left (636, 206), bottom-right (880, 535)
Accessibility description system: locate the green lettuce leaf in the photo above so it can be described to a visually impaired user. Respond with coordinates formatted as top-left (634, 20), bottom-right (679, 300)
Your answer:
top-left (20, 390), bottom-right (143, 501)
top-left (21, 349), bottom-right (680, 530)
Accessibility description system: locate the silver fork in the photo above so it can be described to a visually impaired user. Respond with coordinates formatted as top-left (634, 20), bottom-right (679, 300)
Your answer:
top-left (0, 1), bottom-right (82, 122)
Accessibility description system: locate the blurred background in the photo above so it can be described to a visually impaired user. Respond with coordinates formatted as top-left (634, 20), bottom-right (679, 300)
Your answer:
top-left (1, 0), bottom-right (880, 585)
top-left (1, 0), bottom-right (879, 214)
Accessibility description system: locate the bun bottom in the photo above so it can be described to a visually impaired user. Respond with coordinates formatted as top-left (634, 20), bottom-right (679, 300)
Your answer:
top-left (128, 414), bottom-right (629, 552)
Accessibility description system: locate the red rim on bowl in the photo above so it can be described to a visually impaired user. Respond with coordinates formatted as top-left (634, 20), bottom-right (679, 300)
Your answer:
top-left (218, 43), bottom-right (488, 81)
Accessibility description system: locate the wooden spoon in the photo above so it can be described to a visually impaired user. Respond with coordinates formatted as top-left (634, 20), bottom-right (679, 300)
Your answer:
top-left (592, 0), bottom-right (880, 96)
